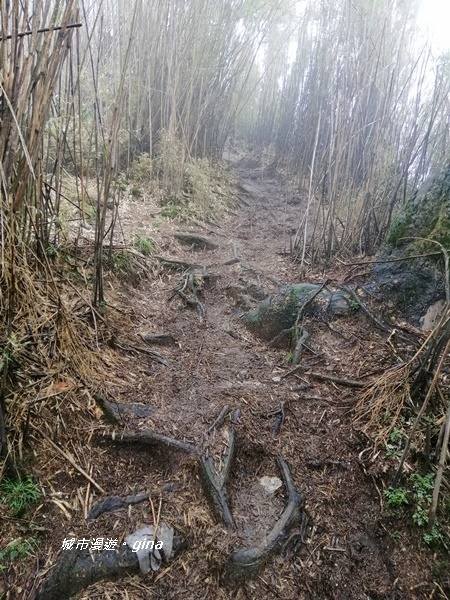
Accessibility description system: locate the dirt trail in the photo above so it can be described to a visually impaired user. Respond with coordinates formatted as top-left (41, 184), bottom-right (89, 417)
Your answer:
top-left (29, 157), bottom-right (437, 599)
top-left (83, 154), bottom-right (437, 600)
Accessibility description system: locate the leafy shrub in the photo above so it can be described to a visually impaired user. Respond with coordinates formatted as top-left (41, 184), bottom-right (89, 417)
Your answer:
top-left (384, 486), bottom-right (409, 510)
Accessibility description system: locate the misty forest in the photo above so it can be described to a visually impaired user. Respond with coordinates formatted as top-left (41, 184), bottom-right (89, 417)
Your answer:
top-left (1, 0), bottom-right (450, 598)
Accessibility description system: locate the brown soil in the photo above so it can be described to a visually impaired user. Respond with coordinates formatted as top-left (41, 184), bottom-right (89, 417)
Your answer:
top-left (1, 156), bottom-right (447, 600)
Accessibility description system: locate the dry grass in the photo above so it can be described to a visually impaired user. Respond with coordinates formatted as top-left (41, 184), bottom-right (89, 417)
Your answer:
top-left (0, 237), bottom-right (105, 470)
top-left (354, 364), bottom-right (411, 447)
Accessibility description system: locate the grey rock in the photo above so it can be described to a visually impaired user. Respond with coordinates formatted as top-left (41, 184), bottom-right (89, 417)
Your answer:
top-left (243, 283), bottom-right (353, 341)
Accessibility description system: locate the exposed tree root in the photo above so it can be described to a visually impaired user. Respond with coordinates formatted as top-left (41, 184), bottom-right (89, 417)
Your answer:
top-left (208, 405), bottom-right (232, 433)
top-left (270, 402), bottom-right (286, 435)
top-left (224, 241), bottom-right (241, 265)
top-left (36, 405), bottom-right (306, 597)
top-left (340, 285), bottom-right (399, 336)
top-left (292, 327), bottom-right (309, 365)
top-left (93, 394), bottom-right (154, 424)
top-left (199, 408), bottom-right (240, 529)
top-left (223, 457), bottom-right (305, 585)
top-left (34, 530), bottom-right (185, 600)
top-left (86, 492), bottom-right (150, 522)
top-left (175, 288), bottom-right (206, 317)
top-left (101, 428), bottom-right (199, 455)
top-left (156, 255), bottom-right (204, 271)
top-left (174, 232), bottom-right (218, 250)
top-left (170, 268), bottom-right (207, 317)
top-left (139, 333), bottom-right (177, 346)
top-left (308, 371), bottom-right (369, 388)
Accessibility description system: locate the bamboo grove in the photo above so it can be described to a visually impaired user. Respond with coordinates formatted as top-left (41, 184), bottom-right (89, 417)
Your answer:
top-left (1, 0), bottom-right (449, 265)
top-left (0, 0), bottom-right (449, 466)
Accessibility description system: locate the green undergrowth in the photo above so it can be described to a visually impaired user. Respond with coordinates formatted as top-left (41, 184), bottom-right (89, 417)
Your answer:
top-left (132, 234), bottom-right (155, 256)
top-left (0, 537), bottom-right (39, 576)
top-left (0, 474), bottom-right (40, 517)
top-left (105, 250), bottom-right (131, 274)
top-left (129, 136), bottom-right (235, 223)
top-left (384, 471), bottom-right (448, 547)
top-left (382, 426), bottom-right (449, 547)
top-left (178, 158), bottom-right (234, 221)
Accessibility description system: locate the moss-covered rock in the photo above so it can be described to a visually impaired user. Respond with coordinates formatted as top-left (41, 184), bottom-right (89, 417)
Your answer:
top-left (243, 284), bottom-right (352, 341)
top-left (387, 161), bottom-right (450, 251)
top-left (374, 162), bottom-right (450, 322)
top-left (387, 201), bottom-right (418, 248)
